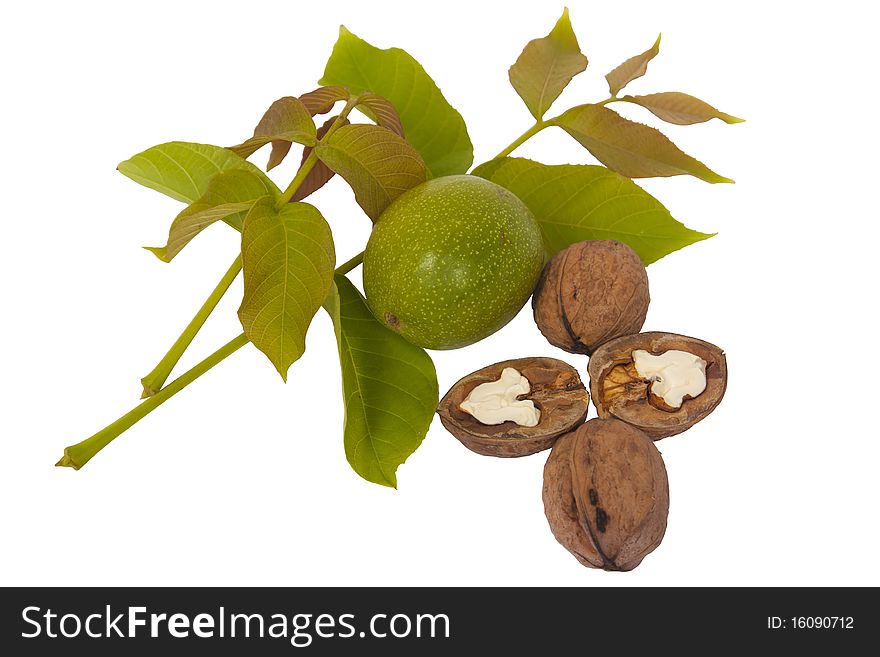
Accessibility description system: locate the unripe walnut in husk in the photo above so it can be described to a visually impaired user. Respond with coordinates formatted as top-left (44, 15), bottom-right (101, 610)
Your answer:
top-left (543, 418), bottom-right (669, 571)
top-left (532, 240), bottom-right (649, 354)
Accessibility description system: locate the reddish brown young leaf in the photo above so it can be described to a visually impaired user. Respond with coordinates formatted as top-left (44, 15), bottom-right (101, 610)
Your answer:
top-left (265, 142), bottom-right (293, 171)
top-left (299, 85), bottom-right (351, 116)
top-left (553, 104), bottom-right (733, 183)
top-left (357, 92), bottom-right (405, 137)
top-left (263, 87), bottom-right (352, 176)
top-left (292, 116), bottom-right (350, 202)
top-left (605, 35), bottom-right (661, 97)
top-left (623, 92), bottom-right (744, 125)
top-left (508, 8), bottom-right (588, 119)
top-left (229, 96), bottom-right (316, 171)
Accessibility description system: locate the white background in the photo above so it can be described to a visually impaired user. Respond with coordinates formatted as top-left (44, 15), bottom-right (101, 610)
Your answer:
top-left (2, 0), bottom-right (878, 587)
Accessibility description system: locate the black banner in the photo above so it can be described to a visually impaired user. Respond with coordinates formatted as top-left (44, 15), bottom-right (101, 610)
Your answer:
top-left (0, 587), bottom-right (873, 653)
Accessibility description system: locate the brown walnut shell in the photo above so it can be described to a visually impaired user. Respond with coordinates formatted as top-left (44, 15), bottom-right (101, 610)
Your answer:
top-left (532, 240), bottom-right (649, 355)
top-left (542, 419), bottom-right (669, 571)
top-left (588, 332), bottom-right (727, 439)
top-left (437, 357), bottom-right (590, 457)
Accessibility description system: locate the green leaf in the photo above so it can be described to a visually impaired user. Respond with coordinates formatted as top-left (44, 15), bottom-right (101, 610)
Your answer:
top-left (147, 202), bottom-right (253, 262)
top-left (623, 92), bottom-right (744, 125)
top-left (552, 104), bottom-right (733, 183)
top-left (324, 274), bottom-right (438, 488)
top-left (146, 170), bottom-right (277, 262)
top-left (118, 142), bottom-right (275, 204)
top-left (228, 96), bottom-right (317, 171)
top-left (508, 7), bottom-right (588, 120)
top-left (472, 157), bottom-right (713, 265)
top-left (605, 34), bottom-right (661, 97)
top-left (238, 198), bottom-right (336, 380)
top-left (319, 26), bottom-right (473, 177)
top-left (357, 92), bottom-right (405, 137)
top-left (315, 123), bottom-right (426, 221)
top-left (292, 116), bottom-right (350, 203)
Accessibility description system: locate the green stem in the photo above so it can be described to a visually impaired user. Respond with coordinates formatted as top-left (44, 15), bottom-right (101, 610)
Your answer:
top-left (491, 120), bottom-right (548, 160)
top-left (488, 98), bottom-right (619, 163)
top-left (58, 253), bottom-right (372, 470)
top-left (335, 251), bottom-right (364, 276)
top-left (140, 256), bottom-right (242, 398)
top-left (57, 334), bottom-right (250, 470)
top-left (275, 149), bottom-right (320, 208)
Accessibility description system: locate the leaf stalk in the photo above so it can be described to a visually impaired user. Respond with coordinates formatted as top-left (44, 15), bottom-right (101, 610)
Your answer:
top-left (58, 255), bottom-right (371, 470)
top-left (489, 97), bottom-right (619, 162)
top-left (139, 256), bottom-right (242, 398)
top-left (335, 251), bottom-right (364, 276)
top-left (57, 334), bottom-right (250, 470)
top-left (491, 120), bottom-right (548, 160)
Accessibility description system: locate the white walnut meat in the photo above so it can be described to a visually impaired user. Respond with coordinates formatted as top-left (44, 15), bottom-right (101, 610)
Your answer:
top-left (437, 357), bottom-right (590, 457)
top-left (532, 240), bottom-right (649, 355)
top-left (542, 418), bottom-right (669, 571)
top-left (588, 332), bottom-right (727, 439)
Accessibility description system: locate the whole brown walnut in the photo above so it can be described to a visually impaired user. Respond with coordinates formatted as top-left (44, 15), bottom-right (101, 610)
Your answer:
top-left (437, 357), bottom-right (589, 457)
top-left (543, 418), bottom-right (668, 571)
top-left (532, 240), bottom-right (649, 355)
top-left (588, 332), bottom-right (727, 439)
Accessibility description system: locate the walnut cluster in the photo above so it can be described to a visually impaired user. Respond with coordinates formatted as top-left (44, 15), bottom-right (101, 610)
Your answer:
top-left (436, 238), bottom-right (727, 572)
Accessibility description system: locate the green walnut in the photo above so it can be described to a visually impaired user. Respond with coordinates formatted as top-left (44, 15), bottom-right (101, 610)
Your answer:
top-left (363, 175), bottom-right (545, 349)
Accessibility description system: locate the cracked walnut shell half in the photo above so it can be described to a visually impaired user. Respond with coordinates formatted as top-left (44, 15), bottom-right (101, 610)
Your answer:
top-left (437, 357), bottom-right (590, 457)
top-left (588, 332), bottom-right (727, 439)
